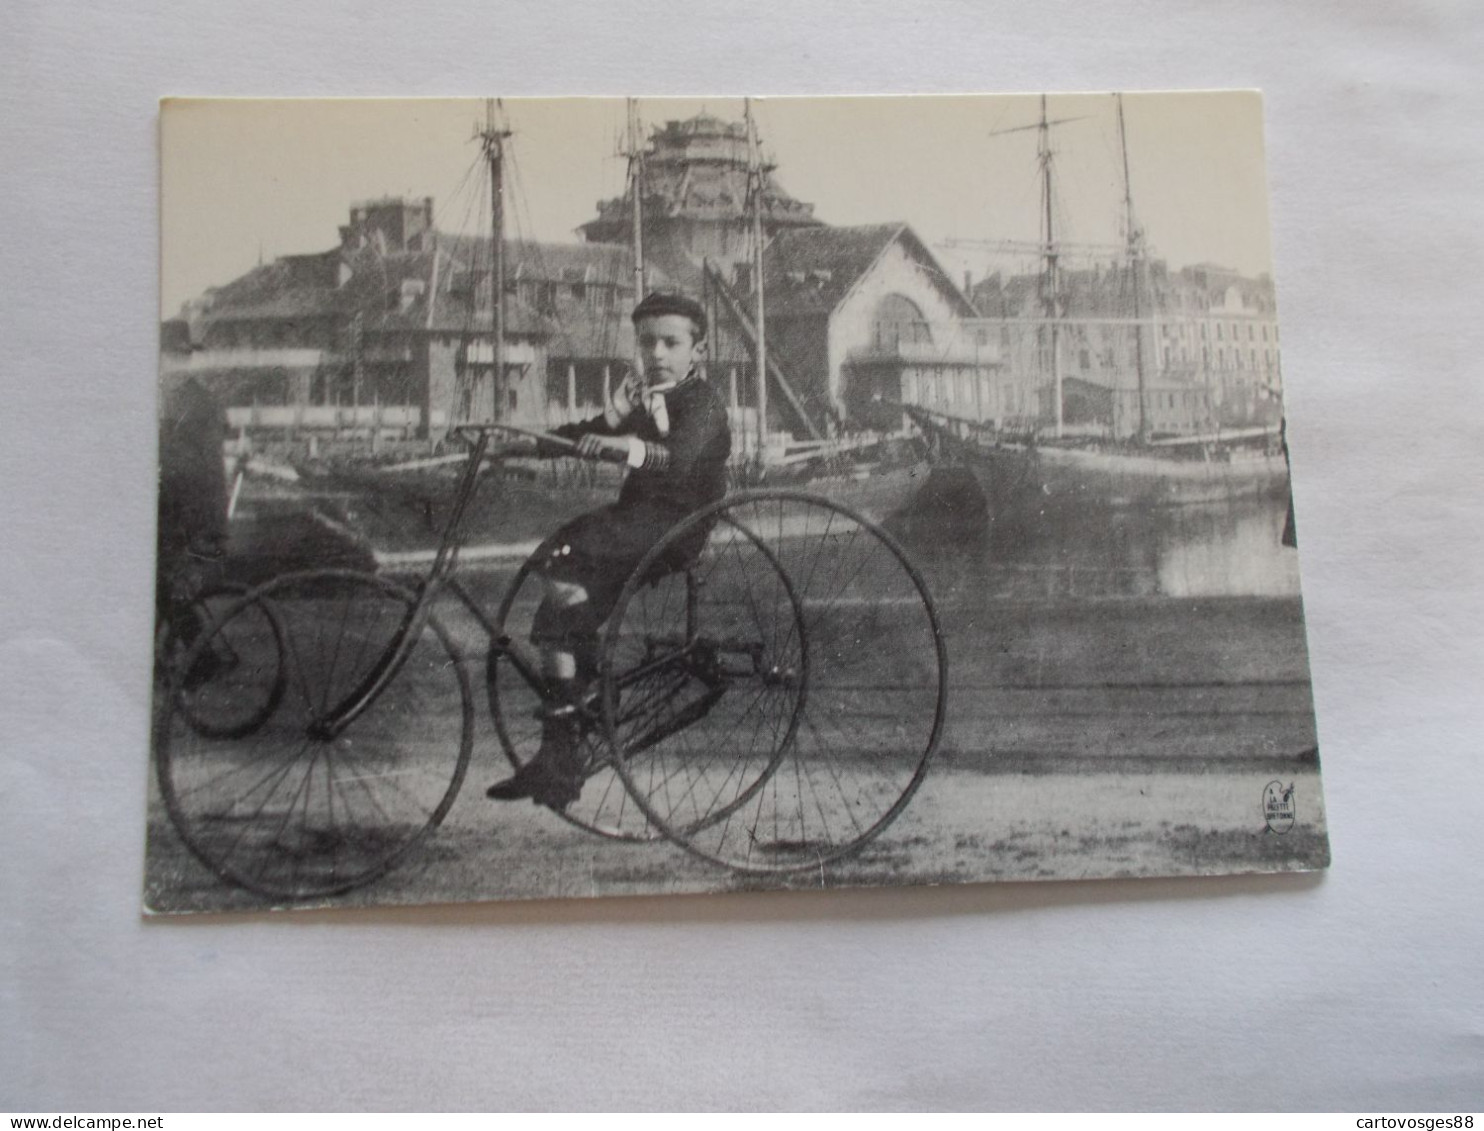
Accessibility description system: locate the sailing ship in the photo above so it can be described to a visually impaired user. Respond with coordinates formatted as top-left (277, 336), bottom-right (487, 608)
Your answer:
top-left (909, 93), bottom-right (1290, 515)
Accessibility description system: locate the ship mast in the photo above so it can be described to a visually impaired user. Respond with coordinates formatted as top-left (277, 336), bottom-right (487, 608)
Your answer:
top-left (1037, 94), bottom-right (1064, 440)
top-left (745, 98), bottom-right (769, 457)
top-left (626, 98), bottom-right (646, 300)
top-left (1117, 92), bottom-right (1150, 442)
top-left (479, 99), bottom-right (512, 423)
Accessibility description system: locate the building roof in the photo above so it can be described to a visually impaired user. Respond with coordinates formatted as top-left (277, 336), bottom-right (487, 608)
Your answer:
top-left (193, 235), bottom-right (650, 344)
top-left (762, 223), bottom-right (976, 319)
top-left (972, 259), bottom-right (1277, 318)
top-left (200, 256), bottom-right (345, 322)
top-left (762, 223), bottom-right (900, 316)
top-left (505, 239), bottom-right (634, 284)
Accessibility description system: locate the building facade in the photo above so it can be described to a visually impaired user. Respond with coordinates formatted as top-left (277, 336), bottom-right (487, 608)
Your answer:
top-left (761, 224), bottom-right (998, 435)
top-left (161, 198), bottom-right (648, 440)
top-left (971, 259), bottom-right (1284, 439)
top-left (162, 113), bottom-right (998, 448)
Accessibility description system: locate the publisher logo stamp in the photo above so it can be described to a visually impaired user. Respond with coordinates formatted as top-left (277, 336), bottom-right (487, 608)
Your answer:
top-left (1263, 781), bottom-right (1296, 834)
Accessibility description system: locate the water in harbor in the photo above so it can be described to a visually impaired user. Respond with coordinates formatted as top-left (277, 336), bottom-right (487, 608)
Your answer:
top-left (889, 468), bottom-right (1301, 602)
top-left (220, 464), bottom-right (1301, 604)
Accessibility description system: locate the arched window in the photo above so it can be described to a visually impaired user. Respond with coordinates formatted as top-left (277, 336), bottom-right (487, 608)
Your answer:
top-left (874, 294), bottom-right (931, 350)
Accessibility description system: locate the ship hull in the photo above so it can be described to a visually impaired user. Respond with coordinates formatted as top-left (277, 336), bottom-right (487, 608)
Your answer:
top-left (974, 441), bottom-right (1289, 510)
top-left (234, 452), bottom-right (930, 576)
top-left (233, 456), bottom-right (622, 566)
top-left (764, 458), bottom-right (929, 527)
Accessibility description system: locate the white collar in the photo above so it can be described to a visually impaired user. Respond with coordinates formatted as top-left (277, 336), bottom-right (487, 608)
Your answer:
top-left (646, 367), bottom-right (701, 397)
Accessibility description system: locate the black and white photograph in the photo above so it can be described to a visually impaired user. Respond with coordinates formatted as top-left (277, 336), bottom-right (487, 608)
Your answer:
top-left (10, 0), bottom-right (1484, 1111)
top-left (147, 93), bottom-right (1328, 913)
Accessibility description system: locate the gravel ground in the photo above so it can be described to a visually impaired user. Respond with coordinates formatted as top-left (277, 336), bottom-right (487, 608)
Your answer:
top-left (143, 755), bottom-right (1326, 915)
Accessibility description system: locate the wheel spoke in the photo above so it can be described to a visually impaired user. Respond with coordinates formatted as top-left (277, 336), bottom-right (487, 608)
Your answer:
top-left (604, 491), bottom-right (944, 874)
top-left (487, 558), bottom-right (668, 842)
top-left (155, 570), bottom-right (473, 901)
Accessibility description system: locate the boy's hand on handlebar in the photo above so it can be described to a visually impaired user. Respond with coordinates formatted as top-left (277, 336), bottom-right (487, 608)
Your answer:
top-left (489, 437), bottom-right (537, 459)
top-left (576, 434), bottom-right (630, 463)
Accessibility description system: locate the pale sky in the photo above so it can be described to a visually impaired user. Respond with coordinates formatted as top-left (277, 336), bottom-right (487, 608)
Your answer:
top-left (160, 92), bottom-right (1274, 318)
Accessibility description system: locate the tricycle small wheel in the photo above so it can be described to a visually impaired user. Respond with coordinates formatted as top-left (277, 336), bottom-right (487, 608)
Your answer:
top-left (156, 583), bottom-right (286, 740)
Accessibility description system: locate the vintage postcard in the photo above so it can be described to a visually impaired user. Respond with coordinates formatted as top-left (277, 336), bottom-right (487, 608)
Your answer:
top-left (148, 93), bottom-right (1326, 913)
